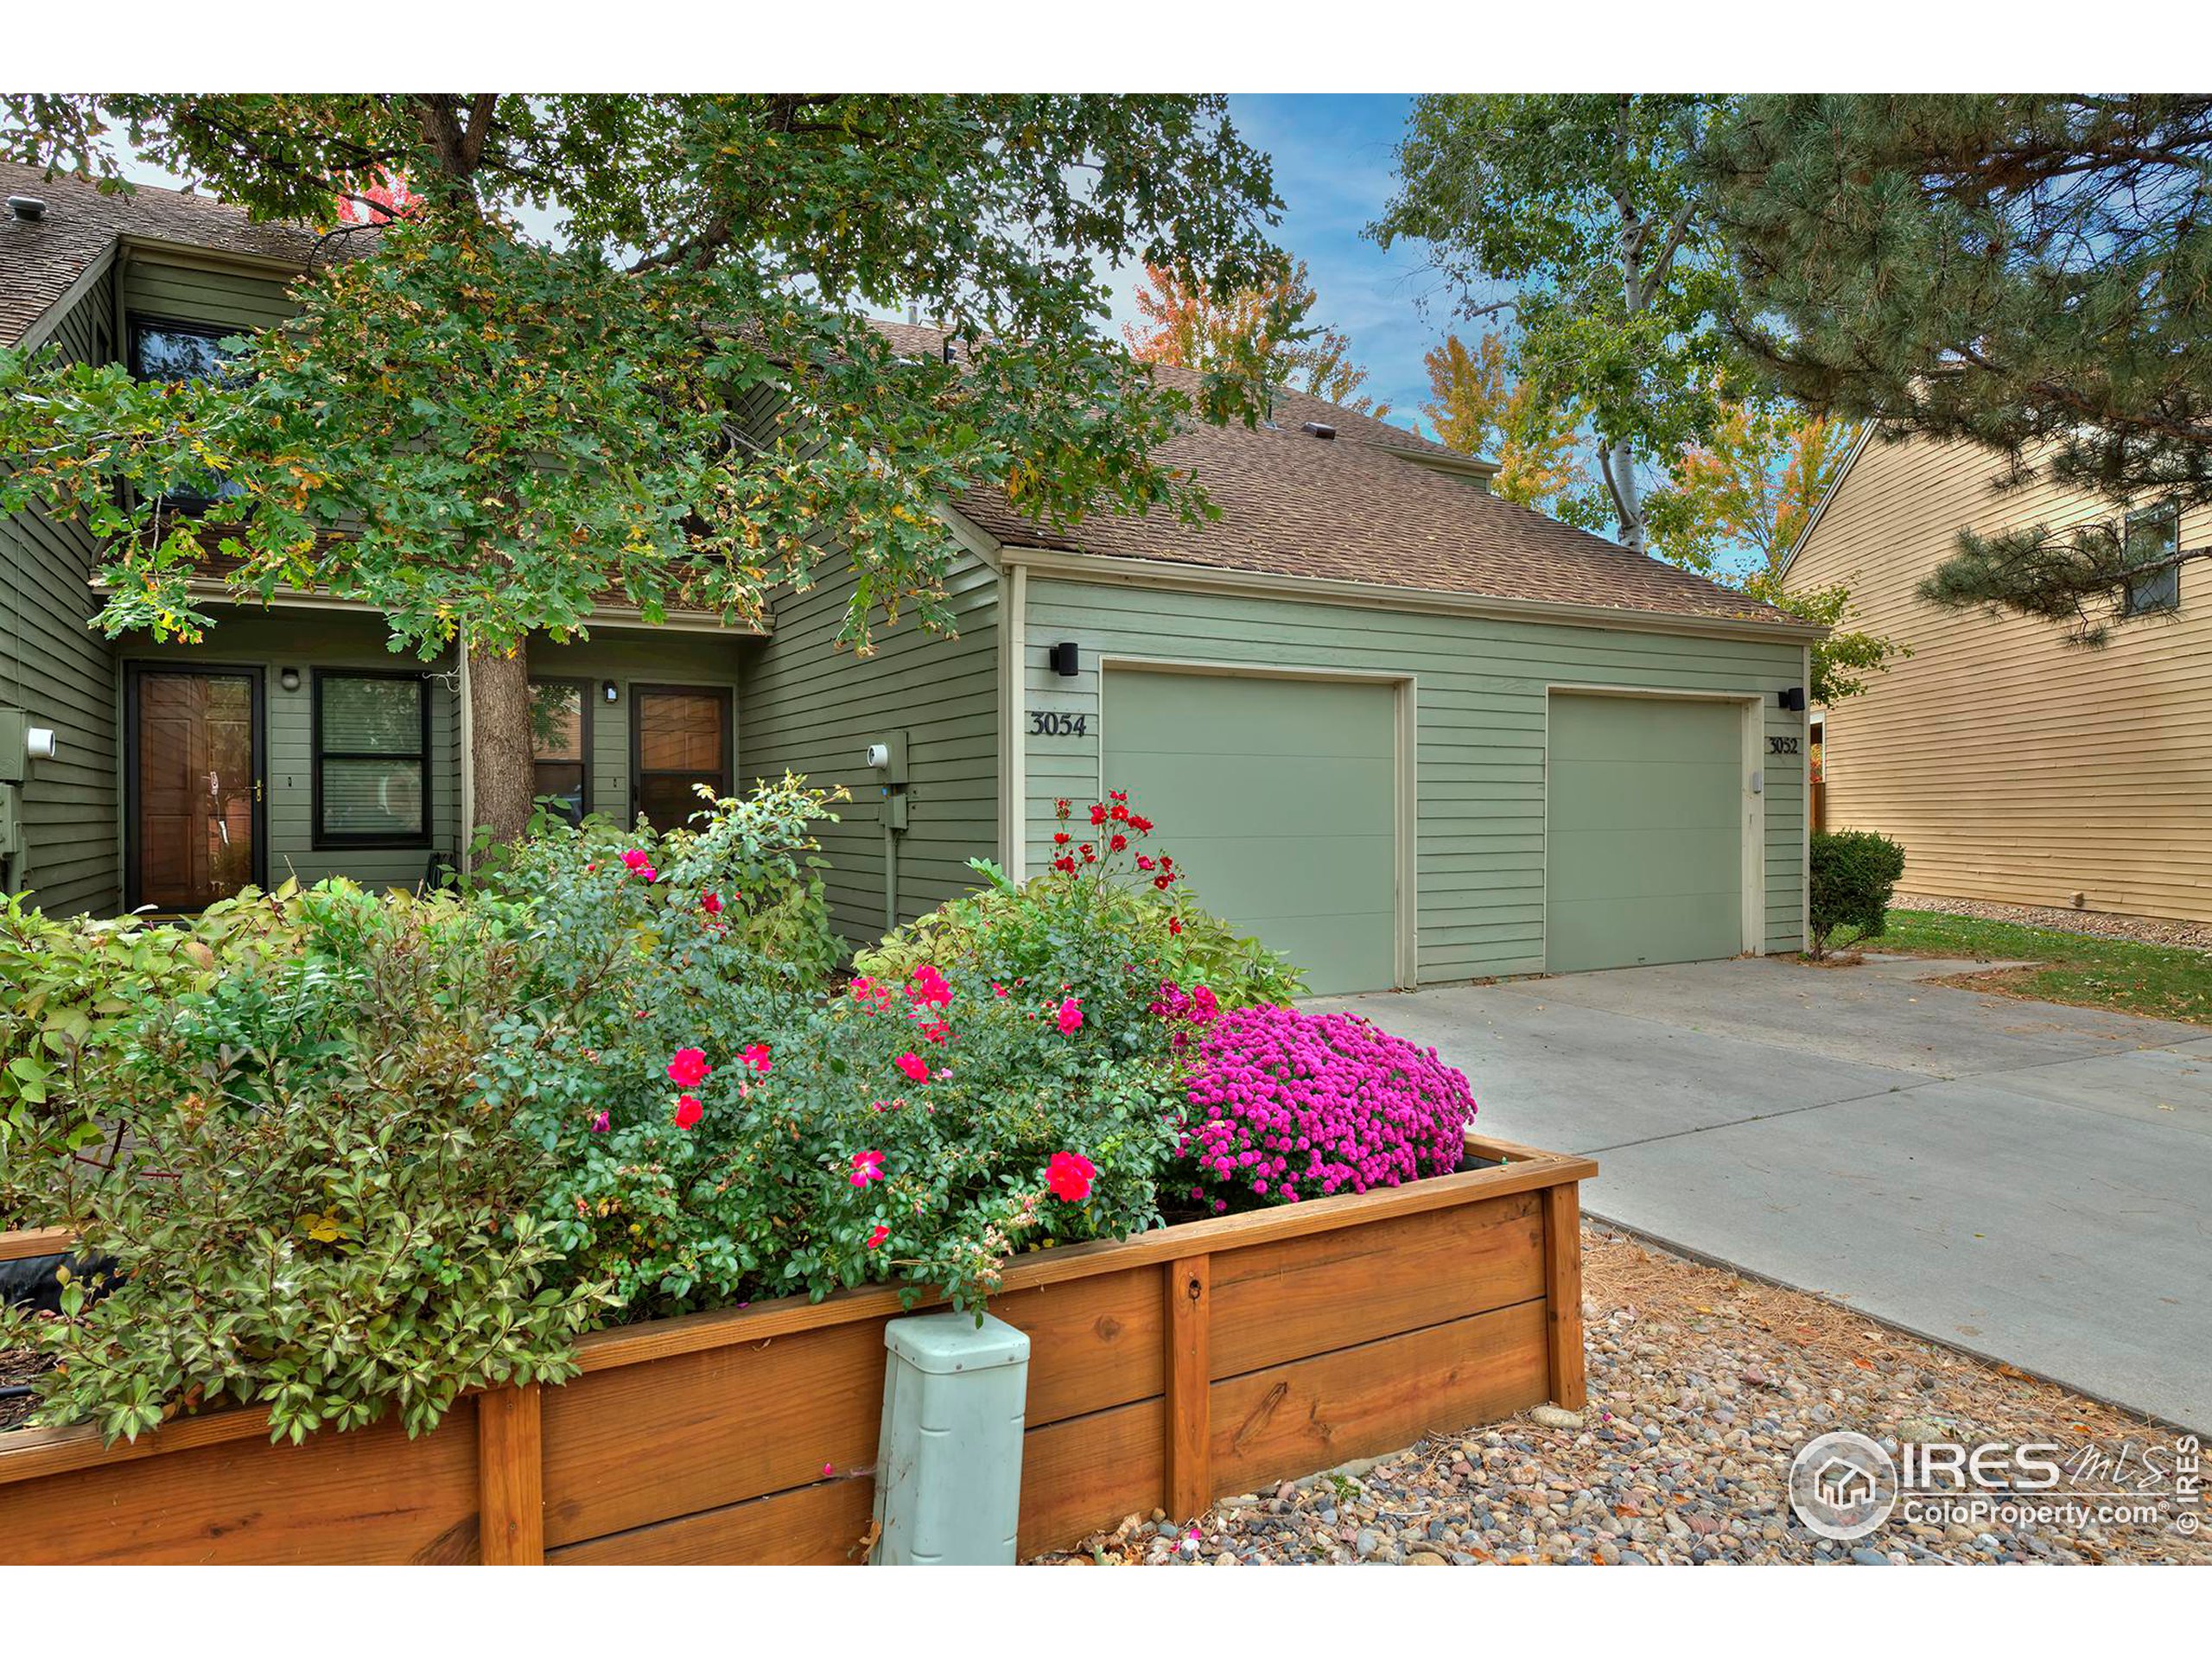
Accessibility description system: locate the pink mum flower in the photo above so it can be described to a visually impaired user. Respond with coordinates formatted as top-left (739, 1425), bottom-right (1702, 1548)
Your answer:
top-left (666, 1047), bottom-right (711, 1089)
top-left (895, 1052), bottom-right (930, 1084)
top-left (1055, 996), bottom-right (1084, 1035)
top-left (850, 1149), bottom-right (887, 1187)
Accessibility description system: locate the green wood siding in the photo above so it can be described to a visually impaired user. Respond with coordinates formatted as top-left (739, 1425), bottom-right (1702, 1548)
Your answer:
top-left (121, 254), bottom-right (297, 336)
top-left (1023, 575), bottom-right (1808, 983)
top-left (1103, 666), bottom-right (1397, 994)
top-left (2, 264), bottom-right (122, 914)
top-left (1545, 694), bottom-right (1745, 973)
top-left (739, 548), bottom-right (1001, 946)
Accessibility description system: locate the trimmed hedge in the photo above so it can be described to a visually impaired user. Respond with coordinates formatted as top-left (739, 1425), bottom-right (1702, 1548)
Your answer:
top-left (1808, 829), bottom-right (1907, 956)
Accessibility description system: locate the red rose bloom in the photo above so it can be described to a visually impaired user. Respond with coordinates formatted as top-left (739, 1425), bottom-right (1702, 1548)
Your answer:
top-left (666, 1047), bottom-right (711, 1088)
top-left (1045, 1151), bottom-right (1096, 1202)
top-left (672, 1093), bottom-right (703, 1130)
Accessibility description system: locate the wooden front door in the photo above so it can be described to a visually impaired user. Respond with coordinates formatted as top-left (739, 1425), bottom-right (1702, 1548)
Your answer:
top-left (630, 685), bottom-right (731, 830)
top-left (128, 666), bottom-right (264, 912)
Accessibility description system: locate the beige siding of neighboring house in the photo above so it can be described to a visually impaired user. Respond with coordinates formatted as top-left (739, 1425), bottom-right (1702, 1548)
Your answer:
top-left (1790, 434), bottom-right (2212, 922)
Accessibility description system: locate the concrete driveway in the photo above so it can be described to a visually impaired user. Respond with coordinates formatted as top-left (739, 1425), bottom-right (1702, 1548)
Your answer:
top-left (1311, 956), bottom-right (2212, 1432)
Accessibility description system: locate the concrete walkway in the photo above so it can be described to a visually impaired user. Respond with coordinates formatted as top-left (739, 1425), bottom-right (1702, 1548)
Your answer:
top-left (1311, 956), bottom-right (2212, 1432)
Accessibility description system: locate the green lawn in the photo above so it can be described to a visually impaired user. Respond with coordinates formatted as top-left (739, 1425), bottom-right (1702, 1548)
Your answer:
top-left (1846, 910), bottom-right (2212, 1027)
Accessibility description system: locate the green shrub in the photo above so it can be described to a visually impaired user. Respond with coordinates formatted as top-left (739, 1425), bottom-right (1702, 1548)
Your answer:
top-left (493, 772), bottom-right (844, 987)
top-left (1808, 829), bottom-right (1908, 957)
top-left (0, 887), bottom-right (299, 1221)
top-left (9, 887), bottom-right (601, 1445)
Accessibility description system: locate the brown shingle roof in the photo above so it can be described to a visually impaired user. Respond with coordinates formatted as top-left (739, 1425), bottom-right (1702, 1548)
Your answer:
top-left (1, 162), bottom-right (346, 346)
top-left (876, 321), bottom-right (1799, 630)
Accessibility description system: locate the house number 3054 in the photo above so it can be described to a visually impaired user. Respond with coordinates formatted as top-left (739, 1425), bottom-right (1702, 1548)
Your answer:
top-left (1029, 711), bottom-right (1090, 737)
top-left (1767, 735), bottom-right (1800, 755)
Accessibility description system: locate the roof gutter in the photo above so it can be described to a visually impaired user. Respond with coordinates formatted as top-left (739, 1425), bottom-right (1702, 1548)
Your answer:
top-left (998, 545), bottom-right (1828, 644)
top-left (92, 575), bottom-right (770, 639)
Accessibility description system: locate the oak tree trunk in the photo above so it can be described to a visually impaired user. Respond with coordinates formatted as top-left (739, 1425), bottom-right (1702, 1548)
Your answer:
top-left (468, 640), bottom-right (536, 847)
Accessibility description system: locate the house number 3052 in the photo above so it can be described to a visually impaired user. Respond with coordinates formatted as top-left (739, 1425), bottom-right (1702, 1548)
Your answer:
top-left (1767, 735), bottom-right (1800, 755)
top-left (1030, 711), bottom-right (1090, 737)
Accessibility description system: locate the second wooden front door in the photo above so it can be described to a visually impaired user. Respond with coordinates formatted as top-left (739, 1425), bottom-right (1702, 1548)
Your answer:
top-left (631, 685), bottom-right (731, 830)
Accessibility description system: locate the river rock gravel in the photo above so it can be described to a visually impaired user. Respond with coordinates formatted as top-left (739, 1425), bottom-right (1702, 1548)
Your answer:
top-left (1033, 1224), bottom-right (2207, 1567)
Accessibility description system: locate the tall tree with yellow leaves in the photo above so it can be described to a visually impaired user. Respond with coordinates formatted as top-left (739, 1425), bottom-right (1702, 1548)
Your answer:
top-left (1124, 258), bottom-right (1388, 416)
top-left (1420, 332), bottom-right (1586, 511)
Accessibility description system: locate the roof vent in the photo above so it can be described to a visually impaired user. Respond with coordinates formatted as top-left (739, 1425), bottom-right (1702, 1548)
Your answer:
top-left (7, 195), bottom-right (48, 222)
top-left (1301, 421), bottom-right (1337, 441)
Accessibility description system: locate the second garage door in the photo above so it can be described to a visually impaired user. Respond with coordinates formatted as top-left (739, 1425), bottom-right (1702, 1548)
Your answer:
top-left (1546, 693), bottom-right (1746, 974)
top-left (1102, 668), bottom-right (1398, 995)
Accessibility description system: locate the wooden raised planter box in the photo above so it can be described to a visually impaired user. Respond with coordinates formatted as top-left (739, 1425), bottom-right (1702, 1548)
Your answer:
top-left (0, 1133), bottom-right (1593, 1565)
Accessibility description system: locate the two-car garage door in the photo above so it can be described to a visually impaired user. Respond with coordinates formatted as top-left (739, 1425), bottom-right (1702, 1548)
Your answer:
top-left (1545, 693), bottom-right (1746, 974)
top-left (1099, 671), bottom-right (1750, 992)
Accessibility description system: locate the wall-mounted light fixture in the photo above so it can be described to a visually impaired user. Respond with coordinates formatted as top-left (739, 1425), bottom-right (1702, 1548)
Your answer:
top-left (1047, 641), bottom-right (1079, 677)
top-left (1777, 686), bottom-right (1807, 713)
top-left (278, 667), bottom-right (302, 693)
top-left (603, 682), bottom-right (620, 704)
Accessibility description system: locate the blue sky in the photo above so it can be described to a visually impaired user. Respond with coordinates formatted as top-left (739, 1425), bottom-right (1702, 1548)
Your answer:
top-left (1101, 95), bottom-right (1457, 438)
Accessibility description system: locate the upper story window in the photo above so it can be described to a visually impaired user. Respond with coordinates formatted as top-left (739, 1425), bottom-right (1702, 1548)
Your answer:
top-left (2123, 503), bottom-right (2182, 617)
top-left (128, 318), bottom-right (247, 508)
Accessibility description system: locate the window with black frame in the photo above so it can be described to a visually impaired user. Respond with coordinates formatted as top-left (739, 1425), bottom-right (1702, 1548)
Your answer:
top-left (2123, 503), bottom-right (2183, 617)
top-left (314, 672), bottom-right (431, 848)
top-left (530, 679), bottom-right (591, 825)
top-left (128, 318), bottom-right (249, 508)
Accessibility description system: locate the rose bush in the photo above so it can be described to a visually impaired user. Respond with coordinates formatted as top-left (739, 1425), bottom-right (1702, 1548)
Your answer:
top-left (854, 792), bottom-right (1306, 1032)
